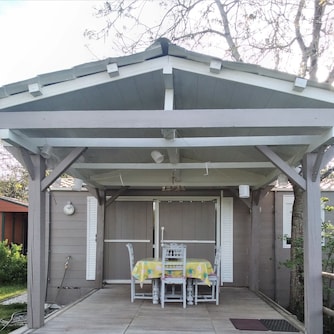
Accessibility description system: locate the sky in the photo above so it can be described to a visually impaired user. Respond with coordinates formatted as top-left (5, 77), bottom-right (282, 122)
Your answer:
top-left (0, 0), bottom-right (111, 86)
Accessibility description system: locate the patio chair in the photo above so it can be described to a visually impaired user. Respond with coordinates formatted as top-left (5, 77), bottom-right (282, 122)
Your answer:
top-left (194, 246), bottom-right (221, 305)
top-left (160, 243), bottom-right (187, 308)
top-left (125, 243), bottom-right (153, 302)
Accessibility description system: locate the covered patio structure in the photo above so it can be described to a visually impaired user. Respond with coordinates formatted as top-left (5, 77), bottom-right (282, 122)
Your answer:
top-left (1, 39), bottom-right (334, 333)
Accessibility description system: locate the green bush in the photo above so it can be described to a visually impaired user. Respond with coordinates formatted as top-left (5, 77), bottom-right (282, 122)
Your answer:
top-left (0, 240), bottom-right (27, 284)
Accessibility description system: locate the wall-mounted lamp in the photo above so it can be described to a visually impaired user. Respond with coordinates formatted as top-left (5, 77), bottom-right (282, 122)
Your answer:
top-left (40, 144), bottom-right (53, 159)
top-left (239, 185), bottom-right (250, 198)
top-left (63, 201), bottom-right (75, 216)
top-left (151, 150), bottom-right (164, 163)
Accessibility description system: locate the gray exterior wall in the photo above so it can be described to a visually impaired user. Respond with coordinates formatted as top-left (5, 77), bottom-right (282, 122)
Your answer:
top-left (230, 197), bottom-right (251, 287)
top-left (258, 192), bottom-right (277, 301)
top-left (46, 191), bottom-right (98, 305)
top-left (263, 190), bottom-right (334, 309)
top-left (45, 188), bottom-right (333, 307)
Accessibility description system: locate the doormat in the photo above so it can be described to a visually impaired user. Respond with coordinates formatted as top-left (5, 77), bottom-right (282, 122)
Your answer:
top-left (260, 319), bottom-right (299, 332)
top-left (230, 319), bottom-right (268, 331)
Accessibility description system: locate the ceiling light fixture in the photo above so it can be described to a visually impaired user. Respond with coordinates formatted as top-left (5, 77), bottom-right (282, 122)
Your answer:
top-left (151, 150), bottom-right (164, 163)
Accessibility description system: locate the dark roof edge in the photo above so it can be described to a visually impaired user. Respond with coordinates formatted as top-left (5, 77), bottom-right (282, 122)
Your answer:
top-left (0, 196), bottom-right (28, 207)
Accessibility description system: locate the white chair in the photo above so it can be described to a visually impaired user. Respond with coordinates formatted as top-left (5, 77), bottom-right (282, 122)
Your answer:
top-left (125, 243), bottom-right (152, 302)
top-left (160, 243), bottom-right (187, 308)
top-left (194, 246), bottom-right (221, 305)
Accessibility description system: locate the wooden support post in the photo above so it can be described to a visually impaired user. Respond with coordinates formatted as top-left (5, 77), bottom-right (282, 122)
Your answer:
top-left (95, 198), bottom-right (105, 288)
top-left (303, 153), bottom-right (323, 334)
top-left (249, 201), bottom-right (260, 291)
top-left (27, 155), bottom-right (46, 329)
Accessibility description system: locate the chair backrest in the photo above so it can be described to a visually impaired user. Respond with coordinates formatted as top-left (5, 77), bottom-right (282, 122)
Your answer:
top-left (161, 243), bottom-right (187, 278)
top-left (213, 246), bottom-right (221, 274)
top-left (126, 243), bottom-right (135, 272)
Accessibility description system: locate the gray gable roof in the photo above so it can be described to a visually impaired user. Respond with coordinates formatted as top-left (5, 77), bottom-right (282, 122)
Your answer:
top-left (0, 39), bottom-right (334, 191)
top-left (1, 39), bottom-right (332, 100)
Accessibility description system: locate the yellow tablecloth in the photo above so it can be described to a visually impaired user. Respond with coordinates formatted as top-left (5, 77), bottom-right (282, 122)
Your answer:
top-left (132, 258), bottom-right (214, 286)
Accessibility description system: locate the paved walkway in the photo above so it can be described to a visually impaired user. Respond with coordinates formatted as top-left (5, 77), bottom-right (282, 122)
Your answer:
top-left (1, 293), bottom-right (27, 305)
top-left (13, 286), bottom-right (304, 334)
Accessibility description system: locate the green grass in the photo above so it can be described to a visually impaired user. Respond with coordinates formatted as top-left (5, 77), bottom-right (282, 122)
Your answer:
top-left (0, 284), bottom-right (27, 333)
top-left (0, 302), bottom-right (27, 333)
top-left (0, 284), bottom-right (26, 302)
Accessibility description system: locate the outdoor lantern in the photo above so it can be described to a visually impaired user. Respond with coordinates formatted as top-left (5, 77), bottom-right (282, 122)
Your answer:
top-left (239, 185), bottom-right (250, 198)
top-left (63, 201), bottom-right (75, 216)
top-left (151, 150), bottom-right (164, 163)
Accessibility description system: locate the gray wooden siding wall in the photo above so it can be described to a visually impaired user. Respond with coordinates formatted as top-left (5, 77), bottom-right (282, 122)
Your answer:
top-left (258, 193), bottom-right (277, 302)
top-left (46, 191), bottom-right (97, 305)
top-left (271, 191), bottom-right (291, 308)
top-left (270, 190), bottom-right (334, 308)
top-left (45, 189), bottom-right (330, 307)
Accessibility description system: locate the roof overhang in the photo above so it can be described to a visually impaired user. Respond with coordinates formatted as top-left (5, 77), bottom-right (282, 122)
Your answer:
top-left (1, 41), bottom-right (334, 192)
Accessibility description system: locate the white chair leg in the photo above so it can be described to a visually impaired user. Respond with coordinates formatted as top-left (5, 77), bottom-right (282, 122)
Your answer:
top-left (130, 277), bottom-right (135, 303)
top-left (194, 281), bottom-right (198, 305)
top-left (161, 282), bottom-right (165, 308)
top-left (183, 282), bottom-right (186, 308)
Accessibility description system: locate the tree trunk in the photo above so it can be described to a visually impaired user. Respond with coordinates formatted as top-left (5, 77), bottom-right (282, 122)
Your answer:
top-left (289, 183), bottom-right (305, 321)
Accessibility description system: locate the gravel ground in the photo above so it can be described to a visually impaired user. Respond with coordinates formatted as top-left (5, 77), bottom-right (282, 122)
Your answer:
top-left (1, 293), bottom-right (27, 305)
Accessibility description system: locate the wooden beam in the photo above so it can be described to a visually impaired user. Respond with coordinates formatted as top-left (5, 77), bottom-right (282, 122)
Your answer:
top-left (6, 135), bottom-right (317, 148)
top-left (85, 185), bottom-right (105, 205)
top-left (71, 162), bottom-right (274, 170)
top-left (1, 133), bottom-right (320, 148)
top-left (106, 187), bottom-right (130, 206)
top-left (19, 148), bottom-right (35, 180)
top-left (307, 128), bottom-right (334, 152)
top-left (312, 145), bottom-right (327, 181)
top-left (0, 129), bottom-right (39, 153)
top-left (256, 145), bottom-right (306, 190)
top-left (41, 147), bottom-right (87, 191)
top-left (1, 109), bottom-right (334, 129)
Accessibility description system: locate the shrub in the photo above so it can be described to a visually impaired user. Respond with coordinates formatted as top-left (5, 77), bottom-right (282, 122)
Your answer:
top-left (0, 240), bottom-right (27, 284)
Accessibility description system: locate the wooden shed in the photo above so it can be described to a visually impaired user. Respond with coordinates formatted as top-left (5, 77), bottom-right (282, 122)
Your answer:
top-left (0, 196), bottom-right (28, 253)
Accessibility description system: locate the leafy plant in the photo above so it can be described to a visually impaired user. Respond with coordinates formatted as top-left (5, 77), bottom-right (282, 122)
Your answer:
top-left (0, 241), bottom-right (27, 285)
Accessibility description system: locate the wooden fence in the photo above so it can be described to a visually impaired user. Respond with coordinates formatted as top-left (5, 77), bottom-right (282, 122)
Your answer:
top-left (322, 271), bottom-right (334, 317)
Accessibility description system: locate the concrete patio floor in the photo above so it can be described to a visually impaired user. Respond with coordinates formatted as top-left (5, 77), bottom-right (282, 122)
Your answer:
top-left (18, 286), bottom-right (304, 334)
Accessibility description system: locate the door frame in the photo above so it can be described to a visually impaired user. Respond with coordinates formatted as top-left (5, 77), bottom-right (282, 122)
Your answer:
top-left (103, 195), bottom-right (222, 283)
